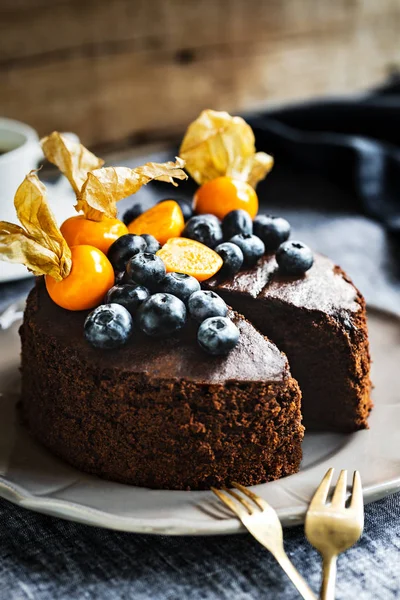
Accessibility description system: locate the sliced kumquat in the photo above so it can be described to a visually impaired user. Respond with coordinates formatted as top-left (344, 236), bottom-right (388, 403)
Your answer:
top-left (60, 215), bottom-right (128, 255)
top-left (45, 245), bottom-right (115, 311)
top-left (127, 201), bottom-right (184, 245)
top-left (157, 237), bottom-right (223, 282)
top-left (194, 176), bottom-right (258, 219)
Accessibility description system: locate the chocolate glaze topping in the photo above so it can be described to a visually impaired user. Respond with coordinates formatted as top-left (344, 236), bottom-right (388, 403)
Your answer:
top-left (207, 253), bottom-right (360, 314)
top-left (33, 279), bottom-right (288, 385)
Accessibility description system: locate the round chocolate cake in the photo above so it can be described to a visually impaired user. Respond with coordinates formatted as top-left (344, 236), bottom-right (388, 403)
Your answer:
top-left (19, 250), bottom-right (371, 489)
top-left (8, 114), bottom-right (371, 492)
top-left (20, 278), bottom-right (303, 490)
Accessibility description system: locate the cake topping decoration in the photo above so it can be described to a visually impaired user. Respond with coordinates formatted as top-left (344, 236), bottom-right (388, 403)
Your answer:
top-left (159, 272), bottom-right (201, 303)
top-left (107, 234), bottom-right (147, 272)
top-left (156, 237), bottom-right (223, 282)
top-left (179, 109), bottom-right (273, 187)
top-left (41, 132), bottom-right (188, 222)
top-left (45, 244), bottom-right (115, 311)
top-left (197, 316), bottom-right (240, 356)
top-left (127, 200), bottom-right (185, 245)
top-left (41, 132), bottom-right (104, 197)
top-left (179, 110), bottom-right (273, 220)
top-left (253, 215), bottom-right (291, 253)
top-left (188, 290), bottom-right (228, 323)
top-left (0, 172), bottom-right (72, 281)
top-left (276, 241), bottom-right (314, 276)
top-left (214, 242), bottom-right (244, 276)
top-left (229, 233), bottom-right (265, 267)
top-left (84, 303), bottom-right (133, 349)
top-left (79, 158), bottom-right (188, 221)
top-left (182, 214), bottom-right (223, 249)
top-left (137, 293), bottom-right (187, 338)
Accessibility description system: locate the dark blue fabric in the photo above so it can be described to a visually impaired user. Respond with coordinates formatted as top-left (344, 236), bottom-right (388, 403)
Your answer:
top-left (247, 78), bottom-right (400, 235)
top-left (0, 493), bottom-right (399, 599)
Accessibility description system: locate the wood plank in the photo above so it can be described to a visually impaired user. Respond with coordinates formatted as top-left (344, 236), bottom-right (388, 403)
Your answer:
top-left (0, 0), bottom-right (399, 148)
top-left (1, 0), bottom-right (399, 62)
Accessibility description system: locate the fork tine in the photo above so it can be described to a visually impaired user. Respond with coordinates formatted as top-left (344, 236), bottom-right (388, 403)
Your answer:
top-left (349, 471), bottom-right (363, 513)
top-left (309, 467), bottom-right (334, 507)
top-left (211, 487), bottom-right (248, 518)
top-left (222, 487), bottom-right (254, 514)
top-left (332, 469), bottom-right (348, 507)
top-left (232, 481), bottom-right (268, 511)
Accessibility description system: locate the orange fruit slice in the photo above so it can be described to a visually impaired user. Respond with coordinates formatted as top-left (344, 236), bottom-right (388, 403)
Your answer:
top-left (46, 245), bottom-right (115, 311)
top-left (127, 201), bottom-right (184, 246)
top-left (194, 176), bottom-right (258, 219)
top-left (60, 216), bottom-right (128, 254)
top-left (157, 237), bottom-right (223, 282)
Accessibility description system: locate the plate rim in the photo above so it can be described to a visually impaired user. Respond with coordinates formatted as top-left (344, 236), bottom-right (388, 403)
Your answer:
top-left (1, 471), bottom-right (399, 536)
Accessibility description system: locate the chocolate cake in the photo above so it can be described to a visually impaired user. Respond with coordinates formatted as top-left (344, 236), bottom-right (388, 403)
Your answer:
top-left (8, 117), bottom-right (371, 491)
top-left (205, 252), bottom-right (371, 432)
top-left (20, 279), bottom-right (303, 490)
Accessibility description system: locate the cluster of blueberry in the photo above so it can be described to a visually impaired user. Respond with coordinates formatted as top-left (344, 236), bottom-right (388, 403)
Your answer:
top-left (84, 233), bottom-right (239, 355)
top-left (182, 209), bottom-right (314, 277)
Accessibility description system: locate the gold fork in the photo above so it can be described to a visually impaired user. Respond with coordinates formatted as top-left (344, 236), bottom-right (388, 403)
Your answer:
top-left (305, 468), bottom-right (364, 600)
top-left (212, 483), bottom-right (317, 600)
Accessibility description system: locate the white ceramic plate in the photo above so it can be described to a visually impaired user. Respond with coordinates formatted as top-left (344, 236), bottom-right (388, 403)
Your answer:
top-left (0, 306), bottom-right (399, 535)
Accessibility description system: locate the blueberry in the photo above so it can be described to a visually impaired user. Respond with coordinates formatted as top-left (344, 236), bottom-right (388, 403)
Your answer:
top-left (114, 271), bottom-right (126, 284)
top-left (188, 290), bottom-right (228, 323)
top-left (122, 203), bottom-right (144, 226)
top-left (197, 316), bottom-right (240, 355)
top-left (105, 284), bottom-right (150, 315)
top-left (126, 252), bottom-right (166, 287)
top-left (182, 214), bottom-right (223, 248)
top-left (158, 198), bottom-right (193, 222)
top-left (107, 234), bottom-right (146, 272)
top-left (253, 215), bottom-right (291, 252)
top-left (159, 272), bottom-right (200, 303)
top-left (140, 234), bottom-right (161, 254)
top-left (215, 242), bottom-right (244, 276)
top-left (276, 240), bottom-right (314, 275)
top-left (84, 304), bottom-right (133, 349)
top-left (222, 209), bottom-right (253, 239)
top-left (137, 293), bottom-right (186, 337)
top-left (229, 234), bottom-right (265, 266)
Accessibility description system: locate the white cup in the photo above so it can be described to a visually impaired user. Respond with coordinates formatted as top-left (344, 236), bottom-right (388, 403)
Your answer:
top-left (0, 117), bottom-right (77, 281)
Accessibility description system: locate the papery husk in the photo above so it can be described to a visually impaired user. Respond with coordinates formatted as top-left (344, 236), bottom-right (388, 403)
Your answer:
top-left (0, 172), bottom-right (71, 280)
top-left (179, 109), bottom-right (274, 187)
top-left (40, 131), bottom-right (104, 195)
top-left (77, 158), bottom-right (188, 220)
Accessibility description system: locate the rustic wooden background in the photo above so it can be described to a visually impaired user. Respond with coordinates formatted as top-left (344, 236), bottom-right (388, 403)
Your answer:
top-left (1, 0), bottom-right (400, 151)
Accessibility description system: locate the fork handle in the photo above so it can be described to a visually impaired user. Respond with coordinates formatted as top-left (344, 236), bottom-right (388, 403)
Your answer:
top-left (321, 555), bottom-right (337, 600)
top-left (276, 552), bottom-right (318, 600)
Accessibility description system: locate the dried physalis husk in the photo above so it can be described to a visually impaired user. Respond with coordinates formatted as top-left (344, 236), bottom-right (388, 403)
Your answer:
top-left (0, 172), bottom-right (71, 281)
top-left (77, 158), bottom-right (188, 220)
top-left (40, 131), bottom-right (104, 196)
top-left (179, 109), bottom-right (274, 188)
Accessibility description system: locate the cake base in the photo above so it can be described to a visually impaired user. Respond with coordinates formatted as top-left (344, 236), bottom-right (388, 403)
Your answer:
top-left (20, 281), bottom-right (303, 490)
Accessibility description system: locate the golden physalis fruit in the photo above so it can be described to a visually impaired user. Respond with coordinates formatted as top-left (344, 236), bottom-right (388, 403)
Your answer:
top-left (128, 201), bottom-right (185, 246)
top-left (157, 237), bottom-right (223, 282)
top-left (45, 245), bottom-right (115, 311)
top-left (41, 132), bottom-right (188, 222)
top-left (60, 216), bottom-right (128, 254)
top-left (179, 109), bottom-right (274, 220)
top-left (194, 176), bottom-right (258, 219)
top-left (0, 172), bottom-right (72, 281)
